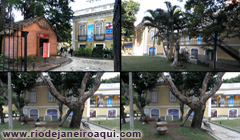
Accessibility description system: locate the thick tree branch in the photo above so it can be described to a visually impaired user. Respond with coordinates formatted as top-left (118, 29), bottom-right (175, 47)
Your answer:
top-left (162, 73), bottom-right (194, 108)
top-left (202, 72), bottom-right (225, 101)
top-left (82, 72), bottom-right (104, 102)
top-left (199, 72), bottom-right (212, 100)
top-left (78, 73), bottom-right (90, 101)
top-left (40, 73), bottom-right (73, 108)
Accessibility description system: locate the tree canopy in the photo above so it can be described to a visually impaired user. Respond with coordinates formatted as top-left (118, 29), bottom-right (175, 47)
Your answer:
top-left (121, 0), bottom-right (140, 41)
top-left (102, 75), bottom-right (120, 83)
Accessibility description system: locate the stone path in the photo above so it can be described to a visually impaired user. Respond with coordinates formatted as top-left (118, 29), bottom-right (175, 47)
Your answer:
top-left (208, 122), bottom-right (240, 140)
top-left (85, 122), bottom-right (120, 140)
top-left (51, 53), bottom-right (114, 71)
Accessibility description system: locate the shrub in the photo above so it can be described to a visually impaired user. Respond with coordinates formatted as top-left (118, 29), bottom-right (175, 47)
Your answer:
top-left (92, 46), bottom-right (103, 57)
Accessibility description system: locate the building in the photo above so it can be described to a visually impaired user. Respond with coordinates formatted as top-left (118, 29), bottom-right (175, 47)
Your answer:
top-left (72, 3), bottom-right (114, 51)
top-left (124, 82), bottom-right (240, 120)
top-left (133, 21), bottom-right (240, 68)
top-left (0, 16), bottom-right (58, 58)
top-left (21, 82), bottom-right (120, 121)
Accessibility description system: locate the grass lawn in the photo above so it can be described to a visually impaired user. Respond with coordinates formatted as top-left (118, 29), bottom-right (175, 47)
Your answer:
top-left (122, 56), bottom-right (213, 71)
top-left (0, 120), bottom-right (94, 140)
top-left (90, 118), bottom-right (120, 131)
top-left (121, 120), bottom-right (215, 140)
top-left (212, 119), bottom-right (240, 131)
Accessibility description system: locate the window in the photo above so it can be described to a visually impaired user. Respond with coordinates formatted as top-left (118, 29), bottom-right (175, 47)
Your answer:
top-left (29, 109), bottom-right (38, 119)
top-left (150, 109), bottom-right (159, 119)
top-left (48, 91), bottom-right (55, 102)
top-left (197, 34), bottom-right (202, 44)
top-left (168, 109), bottom-right (179, 120)
top-left (169, 91), bottom-right (176, 102)
top-left (90, 110), bottom-right (96, 118)
top-left (191, 48), bottom-right (198, 59)
top-left (79, 25), bottom-right (86, 35)
top-left (90, 96), bottom-right (96, 106)
top-left (211, 96), bottom-right (217, 106)
top-left (220, 97), bottom-right (225, 106)
top-left (95, 22), bottom-right (103, 35)
top-left (211, 109), bottom-right (217, 117)
top-left (108, 109), bottom-right (116, 118)
top-left (30, 92), bottom-right (36, 103)
top-left (107, 96), bottom-right (113, 106)
top-left (186, 36), bottom-right (190, 44)
top-left (47, 109), bottom-right (58, 120)
top-left (151, 92), bottom-right (158, 102)
top-left (79, 44), bottom-right (86, 49)
top-left (188, 110), bottom-right (194, 120)
top-left (229, 109), bottom-right (237, 117)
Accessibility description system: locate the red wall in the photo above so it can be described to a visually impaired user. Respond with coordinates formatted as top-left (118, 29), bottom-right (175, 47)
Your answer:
top-left (1, 18), bottom-right (57, 58)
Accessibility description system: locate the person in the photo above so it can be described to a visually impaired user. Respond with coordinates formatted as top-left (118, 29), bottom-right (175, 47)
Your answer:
top-left (60, 47), bottom-right (63, 55)
top-left (70, 46), bottom-right (73, 57)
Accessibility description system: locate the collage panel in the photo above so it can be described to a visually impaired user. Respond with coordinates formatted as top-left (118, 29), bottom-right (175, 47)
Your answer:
top-left (0, 0), bottom-right (121, 140)
top-left (0, 72), bottom-right (120, 140)
top-left (121, 0), bottom-right (240, 140)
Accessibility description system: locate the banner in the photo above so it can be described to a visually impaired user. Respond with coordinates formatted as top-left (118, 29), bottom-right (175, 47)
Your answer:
top-left (88, 24), bottom-right (94, 41)
top-left (43, 43), bottom-right (50, 58)
top-left (105, 22), bottom-right (113, 40)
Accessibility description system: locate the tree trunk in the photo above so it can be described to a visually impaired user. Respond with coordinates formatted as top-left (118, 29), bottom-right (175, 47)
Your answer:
top-left (213, 32), bottom-right (217, 69)
top-left (179, 102), bottom-right (184, 121)
top-left (135, 102), bottom-right (145, 121)
top-left (0, 105), bottom-right (5, 124)
top-left (180, 108), bottom-right (192, 126)
top-left (152, 28), bottom-right (156, 56)
top-left (58, 103), bottom-right (63, 121)
top-left (120, 103), bottom-right (126, 123)
top-left (0, 0), bottom-right (7, 54)
top-left (59, 108), bottom-right (72, 127)
top-left (69, 105), bottom-right (84, 129)
top-left (191, 104), bottom-right (205, 129)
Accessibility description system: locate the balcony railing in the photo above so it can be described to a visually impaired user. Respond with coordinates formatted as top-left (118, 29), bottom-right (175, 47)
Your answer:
top-left (78, 35), bottom-right (87, 41)
top-left (94, 34), bottom-right (105, 41)
top-left (211, 102), bottom-right (240, 107)
top-left (90, 102), bottom-right (120, 108)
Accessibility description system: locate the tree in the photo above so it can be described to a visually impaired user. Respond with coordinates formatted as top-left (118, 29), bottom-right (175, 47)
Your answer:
top-left (223, 74), bottom-right (240, 83)
top-left (129, 72), bottom-right (134, 130)
top-left (102, 75), bottom-right (120, 83)
top-left (121, 72), bottom-right (161, 120)
top-left (121, 0), bottom-right (140, 48)
top-left (41, 72), bottom-right (104, 129)
top-left (163, 72), bottom-right (225, 128)
top-left (185, 0), bottom-right (240, 69)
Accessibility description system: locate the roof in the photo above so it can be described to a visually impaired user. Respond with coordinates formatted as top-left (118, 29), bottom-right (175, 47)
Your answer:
top-left (94, 83), bottom-right (120, 95)
top-left (0, 16), bottom-right (59, 39)
top-left (215, 83), bottom-right (240, 95)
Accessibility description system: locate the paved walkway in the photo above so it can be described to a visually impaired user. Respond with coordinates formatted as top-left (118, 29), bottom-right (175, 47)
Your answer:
top-left (206, 122), bottom-right (240, 140)
top-left (85, 122), bottom-right (120, 140)
top-left (51, 53), bottom-right (114, 71)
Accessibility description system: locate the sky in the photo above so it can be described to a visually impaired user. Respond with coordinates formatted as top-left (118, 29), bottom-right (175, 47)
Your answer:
top-left (101, 72), bottom-right (120, 80)
top-left (13, 0), bottom-right (114, 22)
top-left (223, 72), bottom-right (240, 80)
top-left (123, 0), bottom-right (187, 26)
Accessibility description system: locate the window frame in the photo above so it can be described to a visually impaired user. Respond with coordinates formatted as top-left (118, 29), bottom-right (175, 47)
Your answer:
top-left (48, 91), bottom-right (56, 103)
top-left (151, 92), bottom-right (158, 103)
top-left (30, 92), bottom-right (37, 103)
top-left (169, 91), bottom-right (176, 102)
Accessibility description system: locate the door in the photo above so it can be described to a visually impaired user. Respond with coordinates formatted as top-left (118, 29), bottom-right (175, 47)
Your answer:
top-left (151, 109), bottom-right (160, 119)
top-left (149, 47), bottom-right (156, 56)
top-left (228, 96), bottom-right (234, 106)
top-left (107, 96), bottom-right (112, 106)
top-left (39, 38), bottom-right (49, 56)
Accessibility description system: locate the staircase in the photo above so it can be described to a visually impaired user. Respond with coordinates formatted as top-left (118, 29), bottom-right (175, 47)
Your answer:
top-left (218, 42), bottom-right (240, 66)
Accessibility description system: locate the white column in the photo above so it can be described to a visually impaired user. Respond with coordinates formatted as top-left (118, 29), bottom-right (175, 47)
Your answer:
top-left (72, 21), bottom-right (76, 50)
top-left (208, 97), bottom-right (212, 117)
top-left (87, 98), bottom-right (90, 117)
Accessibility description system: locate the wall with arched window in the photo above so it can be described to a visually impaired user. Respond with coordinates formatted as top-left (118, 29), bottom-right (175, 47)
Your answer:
top-left (150, 109), bottom-right (160, 119)
top-left (46, 109), bottom-right (58, 120)
top-left (29, 109), bottom-right (39, 119)
top-left (167, 109), bottom-right (180, 120)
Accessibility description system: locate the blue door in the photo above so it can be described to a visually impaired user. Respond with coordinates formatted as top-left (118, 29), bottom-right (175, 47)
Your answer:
top-left (168, 109), bottom-right (179, 120)
top-left (107, 96), bottom-right (112, 105)
top-left (47, 109), bottom-right (58, 120)
top-left (149, 47), bottom-right (156, 56)
top-left (228, 96), bottom-right (234, 106)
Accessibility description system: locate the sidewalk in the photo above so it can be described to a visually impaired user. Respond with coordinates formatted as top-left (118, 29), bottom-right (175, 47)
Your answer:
top-left (208, 122), bottom-right (240, 140)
